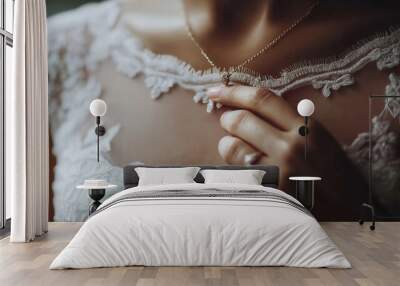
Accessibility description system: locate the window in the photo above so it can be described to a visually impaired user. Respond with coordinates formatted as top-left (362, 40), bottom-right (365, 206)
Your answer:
top-left (0, 0), bottom-right (14, 232)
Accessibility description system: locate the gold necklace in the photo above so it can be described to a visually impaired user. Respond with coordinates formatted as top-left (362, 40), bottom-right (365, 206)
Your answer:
top-left (183, 1), bottom-right (319, 85)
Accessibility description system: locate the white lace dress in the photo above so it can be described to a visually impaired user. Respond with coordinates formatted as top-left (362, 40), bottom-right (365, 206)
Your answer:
top-left (48, 0), bottom-right (400, 221)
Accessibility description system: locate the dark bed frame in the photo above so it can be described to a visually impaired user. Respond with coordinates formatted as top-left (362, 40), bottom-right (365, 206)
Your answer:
top-left (123, 165), bottom-right (280, 189)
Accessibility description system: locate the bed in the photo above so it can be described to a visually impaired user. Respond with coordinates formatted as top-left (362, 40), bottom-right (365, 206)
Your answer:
top-left (50, 165), bottom-right (350, 269)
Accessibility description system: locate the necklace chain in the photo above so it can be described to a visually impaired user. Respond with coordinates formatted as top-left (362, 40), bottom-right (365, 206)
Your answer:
top-left (184, 1), bottom-right (319, 74)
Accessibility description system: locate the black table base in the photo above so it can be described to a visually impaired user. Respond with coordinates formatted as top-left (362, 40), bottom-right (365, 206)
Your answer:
top-left (295, 181), bottom-right (315, 210)
top-left (88, 189), bottom-right (105, 215)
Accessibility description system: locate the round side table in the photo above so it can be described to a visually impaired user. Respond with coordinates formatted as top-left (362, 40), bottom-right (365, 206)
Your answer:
top-left (77, 183), bottom-right (117, 215)
top-left (289, 176), bottom-right (322, 210)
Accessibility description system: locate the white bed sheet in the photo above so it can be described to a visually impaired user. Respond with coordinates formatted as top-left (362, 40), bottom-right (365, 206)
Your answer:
top-left (50, 183), bottom-right (350, 269)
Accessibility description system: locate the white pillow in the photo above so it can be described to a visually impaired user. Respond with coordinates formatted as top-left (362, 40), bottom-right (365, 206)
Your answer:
top-left (135, 167), bottom-right (200, 186)
top-left (200, 169), bottom-right (266, 185)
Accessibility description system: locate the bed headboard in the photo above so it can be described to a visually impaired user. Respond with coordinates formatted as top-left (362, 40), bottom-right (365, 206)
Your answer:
top-left (123, 165), bottom-right (280, 189)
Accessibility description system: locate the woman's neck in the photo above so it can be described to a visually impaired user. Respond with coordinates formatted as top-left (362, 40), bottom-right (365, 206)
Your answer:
top-left (182, 0), bottom-right (315, 46)
top-left (118, 0), bottom-right (321, 71)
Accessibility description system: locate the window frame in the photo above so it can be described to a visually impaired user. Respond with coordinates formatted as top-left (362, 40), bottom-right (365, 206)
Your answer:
top-left (0, 0), bottom-right (14, 233)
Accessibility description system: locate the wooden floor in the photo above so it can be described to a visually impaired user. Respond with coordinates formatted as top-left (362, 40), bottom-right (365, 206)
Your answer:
top-left (0, 222), bottom-right (399, 286)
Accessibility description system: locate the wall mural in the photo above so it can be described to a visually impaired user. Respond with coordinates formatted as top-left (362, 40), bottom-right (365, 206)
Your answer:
top-left (47, 0), bottom-right (400, 221)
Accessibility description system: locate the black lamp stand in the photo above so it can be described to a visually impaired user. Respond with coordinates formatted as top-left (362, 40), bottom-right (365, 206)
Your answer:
top-left (88, 189), bottom-right (106, 215)
top-left (94, 116), bottom-right (106, 162)
top-left (298, 116), bottom-right (309, 161)
top-left (358, 96), bottom-right (379, 231)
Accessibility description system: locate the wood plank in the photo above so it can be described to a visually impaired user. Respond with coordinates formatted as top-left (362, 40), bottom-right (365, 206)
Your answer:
top-left (0, 222), bottom-right (399, 286)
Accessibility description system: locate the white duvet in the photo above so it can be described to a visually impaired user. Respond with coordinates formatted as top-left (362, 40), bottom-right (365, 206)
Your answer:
top-left (50, 183), bottom-right (350, 269)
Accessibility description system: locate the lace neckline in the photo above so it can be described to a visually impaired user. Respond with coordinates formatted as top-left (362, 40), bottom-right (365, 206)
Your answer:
top-left (50, 0), bottom-right (400, 111)
top-left (111, 2), bottom-right (399, 96)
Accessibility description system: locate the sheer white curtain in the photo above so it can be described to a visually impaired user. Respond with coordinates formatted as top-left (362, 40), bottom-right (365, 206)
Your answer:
top-left (7, 0), bottom-right (49, 242)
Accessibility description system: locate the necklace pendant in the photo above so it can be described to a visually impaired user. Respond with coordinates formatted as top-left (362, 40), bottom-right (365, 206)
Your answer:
top-left (222, 72), bottom-right (232, 86)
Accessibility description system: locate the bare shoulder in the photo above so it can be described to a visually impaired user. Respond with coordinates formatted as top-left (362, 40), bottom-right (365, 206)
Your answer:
top-left (118, 0), bottom-right (183, 37)
top-left (316, 1), bottom-right (400, 30)
top-left (296, 1), bottom-right (400, 61)
top-left (117, 0), bottom-right (191, 57)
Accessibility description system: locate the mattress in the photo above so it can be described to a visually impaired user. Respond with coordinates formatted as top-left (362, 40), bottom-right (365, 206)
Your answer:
top-left (50, 183), bottom-right (350, 269)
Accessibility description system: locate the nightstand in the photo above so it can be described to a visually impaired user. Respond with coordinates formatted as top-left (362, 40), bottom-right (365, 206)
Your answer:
top-left (77, 180), bottom-right (117, 215)
top-left (289, 176), bottom-right (322, 210)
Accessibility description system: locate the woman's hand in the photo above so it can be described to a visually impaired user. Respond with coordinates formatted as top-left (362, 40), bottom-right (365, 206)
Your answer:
top-left (207, 85), bottom-right (308, 182)
top-left (207, 85), bottom-right (367, 219)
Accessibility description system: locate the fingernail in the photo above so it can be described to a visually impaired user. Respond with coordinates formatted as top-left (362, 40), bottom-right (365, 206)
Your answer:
top-left (220, 110), bottom-right (233, 122)
top-left (206, 86), bottom-right (224, 98)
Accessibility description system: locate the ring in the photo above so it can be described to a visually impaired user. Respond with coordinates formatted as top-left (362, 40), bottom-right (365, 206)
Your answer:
top-left (244, 152), bottom-right (263, 166)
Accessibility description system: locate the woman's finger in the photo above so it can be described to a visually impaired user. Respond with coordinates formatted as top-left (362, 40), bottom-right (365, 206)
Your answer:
top-left (218, 136), bottom-right (269, 165)
top-left (220, 109), bottom-right (287, 155)
top-left (207, 85), bottom-right (302, 131)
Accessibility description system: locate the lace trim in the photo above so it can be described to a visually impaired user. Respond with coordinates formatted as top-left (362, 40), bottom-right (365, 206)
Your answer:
top-left (384, 73), bottom-right (400, 118)
top-left (346, 73), bottom-right (400, 165)
top-left (108, 10), bottom-right (400, 110)
top-left (345, 73), bottom-right (400, 214)
top-left (50, 1), bottom-right (400, 111)
top-left (48, 1), bottom-right (124, 221)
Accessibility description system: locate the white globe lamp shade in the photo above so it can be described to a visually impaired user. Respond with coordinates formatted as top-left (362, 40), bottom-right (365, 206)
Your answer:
top-left (90, 99), bottom-right (107, 117)
top-left (297, 99), bottom-right (315, 117)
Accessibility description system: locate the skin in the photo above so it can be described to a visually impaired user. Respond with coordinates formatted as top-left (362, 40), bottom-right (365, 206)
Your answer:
top-left (91, 0), bottom-right (400, 219)
top-left (207, 85), bottom-right (367, 219)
